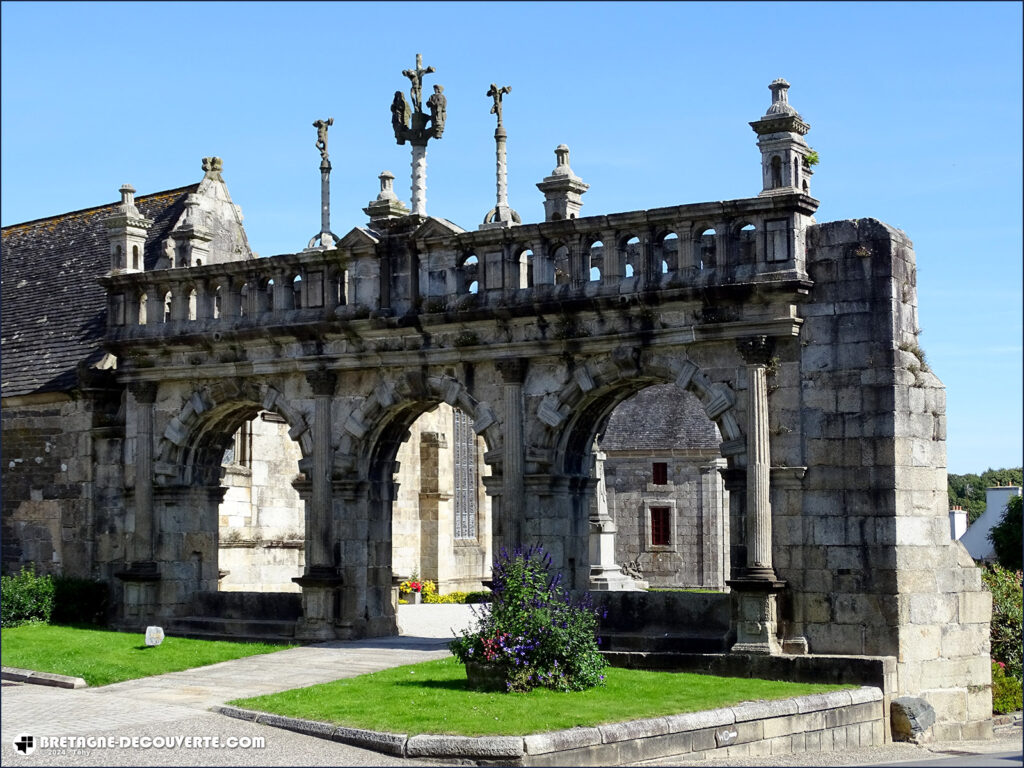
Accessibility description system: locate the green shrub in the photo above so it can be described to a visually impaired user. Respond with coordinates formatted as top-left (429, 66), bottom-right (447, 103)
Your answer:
top-left (1, 566), bottom-right (55, 627)
top-left (990, 495), bottom-right (1023, 571)
top-left (992, 661), bottom-right (1023, 714)
top-left (52, 576), bottom-right (109, 625)
top-left (450, 546), bottom-right (606, 692)
top-left (981, 564), bottom-right (1023, 681)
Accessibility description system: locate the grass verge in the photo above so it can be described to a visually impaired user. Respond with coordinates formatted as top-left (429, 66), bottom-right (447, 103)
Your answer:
top-left (230, 656), bottom-right (855, 736)
top-left (1, 624), bottom-right (294, 686)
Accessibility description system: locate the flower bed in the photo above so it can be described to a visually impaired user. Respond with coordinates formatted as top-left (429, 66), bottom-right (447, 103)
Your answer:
top-left (450, 546), bottom-right (606, 692)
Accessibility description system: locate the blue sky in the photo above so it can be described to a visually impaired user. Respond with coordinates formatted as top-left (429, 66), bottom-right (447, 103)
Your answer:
top-left (2, 1), bottom-right (1021, 474)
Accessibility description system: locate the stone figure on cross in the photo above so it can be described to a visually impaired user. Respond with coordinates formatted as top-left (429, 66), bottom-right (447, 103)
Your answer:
top-left (487, 83), bottom-right (512, 128)
top-left (427, 85), bottom-right (446, 138)
top-left (313, 117), bottom-right (334, 162)
top-left (402, 53), bottom-right (436, 113)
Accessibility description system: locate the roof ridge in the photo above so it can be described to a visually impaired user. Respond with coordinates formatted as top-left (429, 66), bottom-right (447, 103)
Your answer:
top-left (2, 183), bottom-right (199, 232)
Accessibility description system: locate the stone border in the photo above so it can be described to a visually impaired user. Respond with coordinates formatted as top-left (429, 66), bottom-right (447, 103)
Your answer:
top-left (216, 686), bottom-right (885, 766)
top-left (2, 666), bottom-right (88, 689)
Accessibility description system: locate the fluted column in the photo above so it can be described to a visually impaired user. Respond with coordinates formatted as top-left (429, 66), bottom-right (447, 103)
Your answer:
top-left (306, 369), bottom-right (336, 574)
top-left (496, 358), bottom-right (526, 550)
top-left (129, 381), bottom-right (158, 566)
top-left (737, 335), bottom-right (776, 579)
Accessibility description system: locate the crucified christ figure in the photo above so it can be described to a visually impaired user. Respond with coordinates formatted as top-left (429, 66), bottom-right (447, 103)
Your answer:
top-left (402, 53), bottom-right (435, 113)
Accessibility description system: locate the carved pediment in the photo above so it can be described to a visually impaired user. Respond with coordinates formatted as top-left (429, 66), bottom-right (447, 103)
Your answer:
top-left (337, 227), bottom-right (380, 252)
top-left (413, 216), bottom-right (466, 244)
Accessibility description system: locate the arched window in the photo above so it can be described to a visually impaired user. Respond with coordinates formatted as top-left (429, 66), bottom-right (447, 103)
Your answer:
top-left (461, 254), bottom-right (479, 294)
top-left (738, 223), bottom-right (756, 264)
top-left (771, 156), bottom-right (783, 188)
top-left (588, 240), bottom-right (603, 282)
top-left (697, 228), bottom-right (716, 270)
top-left (624, 236), bottom-right (641, 279)
top-left (553, 245), bottom-right (570, 285)
top-left (132, 245), bottom-right (140, 270)
top-left (517, 249), bottom-right (533, 289)
top-left (114, 245), bottom-right (124, 270)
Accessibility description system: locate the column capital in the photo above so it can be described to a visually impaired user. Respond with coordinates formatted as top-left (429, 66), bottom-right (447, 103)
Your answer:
top-left (737, 335), bottom-right (775, 366)
top-left (129, 381), bottom-right (158, 404)
top-left (496, 358), bottom-right (527, 384)
top-left (306, 369), bottom-right (337, 397)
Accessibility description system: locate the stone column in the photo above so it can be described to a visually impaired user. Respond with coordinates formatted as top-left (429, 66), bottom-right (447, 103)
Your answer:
top-left (588, 442), bottom-right (641, 590)
top-left (411, 143), bottom-right (427, 216)
top-left (737, 335), bottom-right (776, 580)
top-left (293, 368), bottom-right (342, 641)
top-left (729, 335), bottom-right (784, 655)
top-left (129, 381), bottom-right (158, 568)
top-left (115, 381), bottom-right (160, 628)
top-left (496, 358), bottom-right (526, 551)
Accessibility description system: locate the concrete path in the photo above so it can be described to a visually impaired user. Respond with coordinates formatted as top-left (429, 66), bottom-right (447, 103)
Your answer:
top-left (1, 605), bottom-right (476, 766)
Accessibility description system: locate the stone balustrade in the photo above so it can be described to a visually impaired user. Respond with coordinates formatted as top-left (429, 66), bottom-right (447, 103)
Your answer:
top-left (101, 192), bottom-right (816, 338)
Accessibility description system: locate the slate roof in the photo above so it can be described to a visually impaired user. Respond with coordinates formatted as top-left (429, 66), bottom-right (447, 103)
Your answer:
top-left (1, 186), bottom-right (197, 397)
top-left (601, 384), bottom-right (721, 451)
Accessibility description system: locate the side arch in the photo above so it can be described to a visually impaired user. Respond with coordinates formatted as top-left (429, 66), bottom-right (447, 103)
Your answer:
top-left (529, 347), bottom-right (744, 475)
top-left (153, 379), bottom-right (314, 486)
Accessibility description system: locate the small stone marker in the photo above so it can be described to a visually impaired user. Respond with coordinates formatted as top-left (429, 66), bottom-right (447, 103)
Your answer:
top-left (144, 626), bottom-right (165, 646)
top-left (715, 727), bottom-right (738, 747)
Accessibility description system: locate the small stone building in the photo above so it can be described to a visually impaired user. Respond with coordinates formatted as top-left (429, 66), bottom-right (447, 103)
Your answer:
top-left (600, 385), bottom-right (729, 588)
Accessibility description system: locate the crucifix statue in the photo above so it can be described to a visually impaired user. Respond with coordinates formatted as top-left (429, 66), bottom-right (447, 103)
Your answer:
top-left (487, 83), bottom-right (512, 128)
top-left (390, 53), bottom-right (446, 216)
top-left (402, 53), bottom-right (435, 113)
top-left (306, 117), bottom-right (337, 249)
top-left (313, 117), bottom-right (333, 162)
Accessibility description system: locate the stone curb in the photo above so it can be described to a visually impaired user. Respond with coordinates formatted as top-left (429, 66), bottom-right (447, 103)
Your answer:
top-left (2, 666), bottom-right (87, 689)
top-left (214, 687), bottom-right (884, 763)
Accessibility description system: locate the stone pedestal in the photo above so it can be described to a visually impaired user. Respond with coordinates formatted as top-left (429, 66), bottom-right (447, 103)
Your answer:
top-left (115, 561), bottom-right (161, 627)
top-left (588, 518), bottom-right (642, 590)
top-left (728, 578), bottom-right (786, 654)
top-left (293, 568), bottom-right (343, 641)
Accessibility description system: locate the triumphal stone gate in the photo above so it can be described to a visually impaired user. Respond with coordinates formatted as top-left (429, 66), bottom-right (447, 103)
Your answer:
top-left (94, 64), bottom-right (990, 738)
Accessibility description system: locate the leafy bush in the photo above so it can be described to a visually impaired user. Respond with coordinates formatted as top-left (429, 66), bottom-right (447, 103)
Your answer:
top-left (51, 576), bottom-right (109, 625)
top-left (990, 495), bottom-right (1023, 571)
top-left (450, 546), bottom-right (607, 692)
top-left (981, 564), bottom-right (1023, 681)
top-left (1, 566), bottom-right (55, 627)
top-left (991, 661), bottom-right (1023, 714)
top-left (424, 590), bottom-right (492, 604)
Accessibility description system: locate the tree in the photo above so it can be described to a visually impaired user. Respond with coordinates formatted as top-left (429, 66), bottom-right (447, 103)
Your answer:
top-left (990, 495), bottom-right (1023, 571)
top-left (949, 467), bottom-right (1023, 525)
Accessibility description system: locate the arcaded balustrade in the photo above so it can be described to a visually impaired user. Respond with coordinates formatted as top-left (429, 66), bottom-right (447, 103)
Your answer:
top-left (101, 192), bottom-right (815, 333)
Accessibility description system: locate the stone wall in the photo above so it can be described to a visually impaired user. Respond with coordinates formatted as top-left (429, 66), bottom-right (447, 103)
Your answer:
top-left (392, 403), bottom-right (491, 591)
top-left (606, 452), bottom-right (728, 587)
top-left (1, 390), bottom-right (126, 580)
top-left (781, 218), bottom-right (992, 739)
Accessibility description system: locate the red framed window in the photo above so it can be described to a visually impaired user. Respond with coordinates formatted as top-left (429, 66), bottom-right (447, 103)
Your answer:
top-left (652, 462), bottom-right (668, 485)
top-left (650, 507), bottom-right (671, 546)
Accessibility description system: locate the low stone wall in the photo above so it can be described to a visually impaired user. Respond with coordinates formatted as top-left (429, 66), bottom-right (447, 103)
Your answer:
top-left (218, 686), bottom-right (886, 766)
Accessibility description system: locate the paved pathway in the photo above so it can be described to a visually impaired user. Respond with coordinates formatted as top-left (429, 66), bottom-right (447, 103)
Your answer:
top-left (1, 605), bottom-right (476, 766)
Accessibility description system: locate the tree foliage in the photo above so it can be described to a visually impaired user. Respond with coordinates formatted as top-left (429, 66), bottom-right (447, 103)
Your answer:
top-left (948, 467), bottom-right (1023, 525)
top-left (990, 495), bottom-right (1023, 571)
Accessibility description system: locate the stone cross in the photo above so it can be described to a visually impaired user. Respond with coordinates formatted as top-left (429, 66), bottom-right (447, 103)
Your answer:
top-left (402, 53), bottom-right (436, 113)
top-left (487, 83), bottom-right (511, 128)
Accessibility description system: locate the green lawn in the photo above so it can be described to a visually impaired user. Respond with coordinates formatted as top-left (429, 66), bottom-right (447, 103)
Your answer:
top-left (1, 624), bottom-right (294, 686)
top-left (230, 657), bottom-right (855, 736)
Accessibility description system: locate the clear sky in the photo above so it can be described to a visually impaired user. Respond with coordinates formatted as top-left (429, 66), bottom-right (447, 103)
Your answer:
top-left (2, 1), bottom-right (1021, 474)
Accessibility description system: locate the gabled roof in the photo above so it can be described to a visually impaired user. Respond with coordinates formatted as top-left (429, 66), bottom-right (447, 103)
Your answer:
top-left (601, 385), bottom-right (721, 452)
top-left (1, 186), bottom-right (197, 397)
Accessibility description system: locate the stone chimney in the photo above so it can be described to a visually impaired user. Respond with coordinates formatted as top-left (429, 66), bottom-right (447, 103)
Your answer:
top-left (104, 184), bottom-right (153, 274)
top-left (536, 144), bottom-right (589, 221)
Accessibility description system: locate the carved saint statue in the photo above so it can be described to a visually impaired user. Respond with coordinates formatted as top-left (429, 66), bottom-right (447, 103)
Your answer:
top-left (313, 117), bottom-right (334, 161)
top-left (427, 84), bottom-right (446, 138)
top-left (391, 91), bottom-right (411, 143)
top-left (486, 83), bottom-right (511, 127)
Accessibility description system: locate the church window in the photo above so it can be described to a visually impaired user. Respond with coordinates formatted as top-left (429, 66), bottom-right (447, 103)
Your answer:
top-left (650, 507), bottom-right (671, 546)
top-left (652, 462), bottom-right (668, 485)
top-left (453, 407), bottom-right (477, 539)
top-left (132, 245), bottom-right (140, 270)
top-left (771, 156), bottom-right (783, 188)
